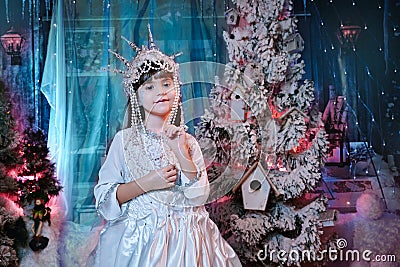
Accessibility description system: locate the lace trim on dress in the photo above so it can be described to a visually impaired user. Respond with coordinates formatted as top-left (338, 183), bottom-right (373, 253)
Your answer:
top-left (96, 183), bottom-right (119, 214)
top-left (175, 170), bottom-right (200, 188)
top-left (184, 175), bottom-right (199, 187)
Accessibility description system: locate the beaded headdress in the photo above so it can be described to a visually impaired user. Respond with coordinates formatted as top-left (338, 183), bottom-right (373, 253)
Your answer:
top-left (108, 24), bottom-right (184, 134)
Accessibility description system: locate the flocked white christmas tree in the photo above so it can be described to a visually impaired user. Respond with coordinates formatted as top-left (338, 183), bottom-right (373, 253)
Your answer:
top-left (196, 0), bottom-right (331, 265)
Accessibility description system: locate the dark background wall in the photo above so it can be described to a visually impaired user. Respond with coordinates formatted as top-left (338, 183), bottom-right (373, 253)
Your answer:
top-left (0, 0), bottom-right (51, 133)
top-left (294, 0), bottom-right (400, 155)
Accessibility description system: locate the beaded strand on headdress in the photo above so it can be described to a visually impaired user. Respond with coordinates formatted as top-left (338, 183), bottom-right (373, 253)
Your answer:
top-left (107, 24), bottom-right (185, 131)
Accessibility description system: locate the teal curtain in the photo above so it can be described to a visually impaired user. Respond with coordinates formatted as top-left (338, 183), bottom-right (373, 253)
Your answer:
top-left (41, 0), bottom-right (227, 223)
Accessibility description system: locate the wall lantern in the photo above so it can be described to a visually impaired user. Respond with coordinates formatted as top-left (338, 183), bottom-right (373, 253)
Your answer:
top-left (336, 24), bottom-right (361, 48)
top-left (0, 28), bottom-right (24, 65)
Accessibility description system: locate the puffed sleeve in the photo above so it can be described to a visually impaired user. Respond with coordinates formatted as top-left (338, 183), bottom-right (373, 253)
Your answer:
top-left (178, 134), bottom-right (210, 206)
top-left (94, 131), bottom-right (126, 221)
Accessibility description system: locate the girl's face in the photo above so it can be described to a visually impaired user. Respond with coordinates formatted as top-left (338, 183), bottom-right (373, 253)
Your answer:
top-left (138, 74), bottom-right (176, 119)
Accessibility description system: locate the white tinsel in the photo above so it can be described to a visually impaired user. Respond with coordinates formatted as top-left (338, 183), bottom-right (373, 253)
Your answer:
top-left (286, 53), bottom-right (305, 81)
top-left (293, 80), bottom-right (315, 111)
top-left (258, 0), bottom-right (286, 22)
top-left (254, 113), bottom-right (277, 160)
top-left (209, 84), bottom-right (231, 119)
top-left (223, 30), bottom-right (247, 63)
top-left (224, 62), bottom-right (243, 87)
top-left (266, 52), bottom-right (289, 84)
top-left (229, 122), bottom-right (258, 161)
top-left (276, 111), bottom-right (307, 153)
top-left (247, 85), bottom-right (269, 117)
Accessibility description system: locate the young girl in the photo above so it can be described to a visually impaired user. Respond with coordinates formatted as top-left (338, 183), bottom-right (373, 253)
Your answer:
top-left (89, 26), bottom-right (241, 266)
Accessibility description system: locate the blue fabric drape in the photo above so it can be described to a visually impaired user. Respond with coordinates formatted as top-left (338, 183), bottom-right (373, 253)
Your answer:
top-left (41, 0), bottom-right (226, 223)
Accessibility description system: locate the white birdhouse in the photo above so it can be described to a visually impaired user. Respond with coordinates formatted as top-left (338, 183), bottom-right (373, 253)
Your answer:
top-left (225, 8), bottom-right (239, 26)
top-left (230, 85), bottom-right (246, 121)
top-left (234, 162), bottom-right (279, 210)
top-left (318, 209), bottom-right (338, 227)
top-left (283, 33), bottom-right (304, 54)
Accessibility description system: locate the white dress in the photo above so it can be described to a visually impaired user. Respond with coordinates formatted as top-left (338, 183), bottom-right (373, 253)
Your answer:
top-left (90, 128), bottom-right (241, 267)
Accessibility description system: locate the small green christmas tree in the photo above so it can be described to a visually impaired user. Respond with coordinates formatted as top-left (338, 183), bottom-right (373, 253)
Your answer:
top-left (0, 83), bottom-right (28, 266)
top-left (0, 83), bottom-right (19, 165)
top-left (15, 120), bottom-right (62, 209)
top-left (0, 81), bottom-right (19, 196)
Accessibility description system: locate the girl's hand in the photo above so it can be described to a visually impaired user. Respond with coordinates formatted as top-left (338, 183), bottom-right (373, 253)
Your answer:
top-left (163, 125), bottom-right (197, 179)
top-left (163, 124), bottom-right (189, 157)
top-left (137, 164), bottom-right (177, 192)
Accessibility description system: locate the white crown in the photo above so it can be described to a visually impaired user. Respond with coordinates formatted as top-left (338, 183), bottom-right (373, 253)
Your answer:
top-left (107, 24), bottom-right (182, 96)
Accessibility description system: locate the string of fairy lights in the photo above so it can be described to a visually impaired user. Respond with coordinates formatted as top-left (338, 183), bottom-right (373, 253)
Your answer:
top-left (312, 0), bottom-right (399, 79)
top-left (310, 0), bottom-right (400, 157)
top-left (105, 0), bottom-right (111, 150)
